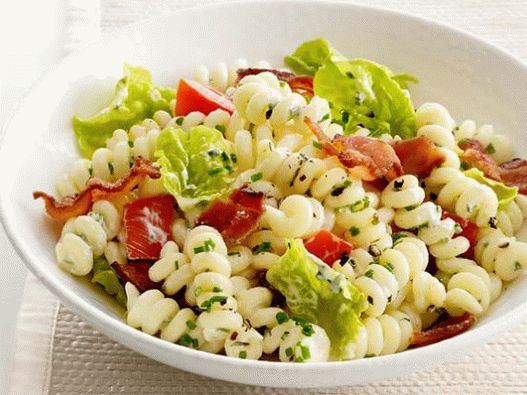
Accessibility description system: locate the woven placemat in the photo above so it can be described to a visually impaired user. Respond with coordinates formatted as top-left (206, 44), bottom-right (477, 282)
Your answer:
top-left (47, 303), bottom-right (527, 394)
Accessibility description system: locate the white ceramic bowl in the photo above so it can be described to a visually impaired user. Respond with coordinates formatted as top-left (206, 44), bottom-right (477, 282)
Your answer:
top-left (2, 0), bottom-right (527, 388)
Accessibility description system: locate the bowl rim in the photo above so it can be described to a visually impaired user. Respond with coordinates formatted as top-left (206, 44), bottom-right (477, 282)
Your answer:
top-left (1, 0), bottom-right (527, 383)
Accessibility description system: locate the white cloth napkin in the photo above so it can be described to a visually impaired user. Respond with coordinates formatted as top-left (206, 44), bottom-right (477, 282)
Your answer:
top-left (8, 0), bottom-right (527, 394)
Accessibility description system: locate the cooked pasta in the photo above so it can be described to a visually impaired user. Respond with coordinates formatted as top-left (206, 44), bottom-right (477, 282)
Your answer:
top-left (474, 228), bottom-right (527, 281)
top-left (424, 168), bottom-right (499, 227)
top-left (436, 257), bottom-right (492, 316)
top-left (148, 241), bottom-right (194, 295)
top-left (383, 175), bottom-right (470, 259)
top-left (351, 311), bottom-right (414, 358)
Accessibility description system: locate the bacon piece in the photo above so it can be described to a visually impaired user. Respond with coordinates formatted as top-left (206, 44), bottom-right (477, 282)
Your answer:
top-left (196, 186), bottom-right (265, 242)
top-left (410, 313), bottom-right (476, 348)
top-left (392, 136), bottom-right (445, 178)
top-left (33, 158), bottom-right (161, 221)
top-left (236, 68), bottom-right (314, 97)
top-left (459, 138), bottom-right (502, 181)
top-left (305, 117), bottom-right (402, 181)
top-left (236, 68), bottom-right (296, 82)
top-left (111, 261), bottom-right (160, 293)
top-left (499, 158), bottom-right (527, 194)
top-left (335, 135), bottom-right (403, 180)
top-left (458, 138), bottom-right (527, 193)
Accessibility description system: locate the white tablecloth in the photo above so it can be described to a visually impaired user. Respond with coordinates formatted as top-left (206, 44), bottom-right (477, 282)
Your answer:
top-left (7, 1), bottom-right (527, 394)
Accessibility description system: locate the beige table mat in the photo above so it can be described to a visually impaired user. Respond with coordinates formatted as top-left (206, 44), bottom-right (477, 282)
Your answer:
top-left (9, 0), bottom-right (527, 394)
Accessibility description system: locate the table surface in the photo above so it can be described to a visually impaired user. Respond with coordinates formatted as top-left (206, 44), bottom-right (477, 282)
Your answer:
top-left (1, 1), bottom-right (527, 394)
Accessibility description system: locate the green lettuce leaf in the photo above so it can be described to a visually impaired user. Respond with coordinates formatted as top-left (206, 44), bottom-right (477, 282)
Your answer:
top-left (73, 65), bottom-right (175, 158)
top-left (266, 239), bottom-right (367, 360)
top-left (391, 73), bottom-right (419, 90)
top-left (314, 59), bottom-right (417, 138)
top-left (284, 38), bottom-right (345, 76)
top-left (464, 168), bottom-right (518, 208)
top-left (154, 126), bottom-right (236, 211)
top-left (92, 257), bottom-right (126, 306)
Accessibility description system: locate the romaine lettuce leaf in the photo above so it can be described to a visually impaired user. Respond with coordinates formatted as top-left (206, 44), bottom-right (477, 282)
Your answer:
top-left (391, 73), bottom-right (419, 90)
top-left (284, 38), bottom-right (344, 76)
top-left (154, 126), bottom-right (236, 211)
top-left (92, 257), bottom-right (126, 306)
top-left (464, 168), bottom-right (518, 208)
top-left (314, 59), bottom-right (417, 138)
top-left (73, 65), bottom-right (175, 158)
top-left (266, 239), bottom-right (367, 360)
top-left (284, 38), bottom-right (417, 139)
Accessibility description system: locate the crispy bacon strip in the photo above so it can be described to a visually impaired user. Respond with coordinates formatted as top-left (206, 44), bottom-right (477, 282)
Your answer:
top-left (499, 158), bottom-right (527, 194)
top-left (236, 68), bottom-right (314, 97)
top-left (411, 313), bottom-right (476, 348)
top-left (459, 138), bottom-right (502, 181)
top-left (236, 68), bottom-right (296, 82)
top-left (196, 186), bottom-right (265, 242)
top-left (305, 117), bottom-right (402, 181)
top-left (458, 138), bottom-right (527, 193)
top-left (33, 158), bottom-right (161, 221)
top-left (391, 135), bottom-right (446, 178)
top-left (111, 261), bottom-right (160, 292)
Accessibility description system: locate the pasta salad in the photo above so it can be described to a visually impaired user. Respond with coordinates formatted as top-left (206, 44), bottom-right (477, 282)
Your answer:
top-left (34, 38), bottom-right (527, 362)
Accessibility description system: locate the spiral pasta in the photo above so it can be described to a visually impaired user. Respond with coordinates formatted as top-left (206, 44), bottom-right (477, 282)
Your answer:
top-left (261, 194), bottom-right (325, 238)
top-left (262, 318), bottom-right (331, 362)
top-left (382, 175), bottom-right (470, 260)
top-left (350, 310), bottom-right (414, 358)
top-left (424, 168), bottom-right (498, 227)
top-left (182, 226), bottom-right (244, 344)
top-left (192, 59), bottom-right (271, 92)
top-left (245, 230), bottom-right (286, 271)
top-left (475, 228), bottom-right (527, 281)
top-left (435, 257), bottom-right (493, 316)
top-left (496, 198), bottom-right (525, 237)
top-left (148, 241), bottom-right (194, 296)
top-left (233, 72), bottom-right (331, 134)
top-left (125, 282), bottom-right (199, 345)
top-left (353, 261), bottom-right (400, 318)
top-left (169, 109), bottom-right (234, 133)
top-left (408, 271), bottom-right (446, 313)
top-left (224, 328), bottom-right (264, 360)
top-left (57, 214), bottom-right (109, 275)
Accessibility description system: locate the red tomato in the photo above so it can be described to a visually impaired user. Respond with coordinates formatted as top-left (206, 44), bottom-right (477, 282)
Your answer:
top-left (174, 79), bottom-right (235, 116)
top-left (124, 195), bottom-right (175, 260)
top-left (303, 229), bottom-right (354, 266)
top-left (442, 210), bottom-right (479, 259)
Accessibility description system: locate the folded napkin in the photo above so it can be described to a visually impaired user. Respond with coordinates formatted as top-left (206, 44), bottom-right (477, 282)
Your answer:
top-left (8, 0), bottom-right (527, 394)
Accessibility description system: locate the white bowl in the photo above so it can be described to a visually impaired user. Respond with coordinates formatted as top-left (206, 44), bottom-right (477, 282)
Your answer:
top-left (1, 0), bottom-right (527, 388)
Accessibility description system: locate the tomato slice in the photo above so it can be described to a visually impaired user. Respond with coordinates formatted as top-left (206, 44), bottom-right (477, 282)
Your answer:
top-left (442, 210), bottom-right (479, 259)
top-left (303, 229), bottom-right (354, 266)
top-left (174, 79), bottom-right (235, 116)
top-left (124, 195), bottom-right (175, 260)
